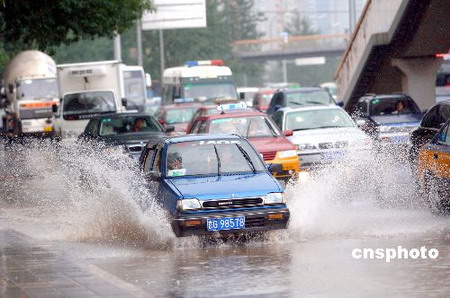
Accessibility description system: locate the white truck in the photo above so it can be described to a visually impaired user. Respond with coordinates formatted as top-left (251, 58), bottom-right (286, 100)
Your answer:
top-left (1, 50), bottom-right (59, 141)
top-left (53, 60), bottom-right (147, 139)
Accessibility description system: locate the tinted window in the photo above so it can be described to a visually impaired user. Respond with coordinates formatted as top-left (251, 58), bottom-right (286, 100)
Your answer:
top-left (271, 111), bottom-right (284, 130)
top-left (165, 140), bottom-right (265, 177)
top-left (445, 124), bottom-right (450, 145)
top-left (63, 91), bottom-right (116, 114)
top-left (98, 116), bottom-right (162, 136)
top-left (370, 97), bottom-right (420, 116)
top-left (421, 106), bottom-right (440, 128)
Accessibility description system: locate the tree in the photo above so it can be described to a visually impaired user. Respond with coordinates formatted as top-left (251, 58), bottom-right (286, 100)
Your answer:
top-left (0, 0), bottom-right (153, 52)
top-left (284, 13), bottom-right (319, 36)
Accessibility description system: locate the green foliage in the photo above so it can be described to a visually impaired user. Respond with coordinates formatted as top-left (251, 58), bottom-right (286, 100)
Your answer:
top-left (0, 0), bottom-right (153, 51)
top-left (284, 14), bottom-right (319, 36)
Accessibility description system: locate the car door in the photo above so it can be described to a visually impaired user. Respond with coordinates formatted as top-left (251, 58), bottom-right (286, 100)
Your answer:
top-left (431, 122), bottom-right (450, 179)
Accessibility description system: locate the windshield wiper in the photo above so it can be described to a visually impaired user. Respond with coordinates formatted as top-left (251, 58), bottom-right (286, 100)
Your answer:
top-left (236, 144), bottom-right (256, 173)
top-left (305, 100), bottom-right (326, 105)
top-left (213, 145), bottom-right (221, 176)
top-left (315, 125), bottom-right (341, 129)
top-left (288, 101), bottom-right (304, 106)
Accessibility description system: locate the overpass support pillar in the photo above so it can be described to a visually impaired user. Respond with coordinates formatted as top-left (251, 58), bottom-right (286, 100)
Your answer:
top-left (392, 57), bottom-right (442, 110)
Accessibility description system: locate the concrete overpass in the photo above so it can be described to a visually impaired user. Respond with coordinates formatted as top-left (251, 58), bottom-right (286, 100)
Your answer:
top-left (233, 34), bottom-right (347, 62)
top-left (335, 0), bottom-right (450, 112)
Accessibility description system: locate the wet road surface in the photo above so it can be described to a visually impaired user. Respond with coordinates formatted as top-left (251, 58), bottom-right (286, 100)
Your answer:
top-left (0, 142), bottom-right (449, 297)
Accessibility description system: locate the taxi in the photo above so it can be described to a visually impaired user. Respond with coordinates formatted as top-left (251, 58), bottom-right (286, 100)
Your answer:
top-left (153, 98), bottom-right (202, 134)
top-left (139, 134), bottom-right (290, 237)
top-left (187, 103), bottom-right (300, 181)
top-left (417, 119), bottom-right (450, 211)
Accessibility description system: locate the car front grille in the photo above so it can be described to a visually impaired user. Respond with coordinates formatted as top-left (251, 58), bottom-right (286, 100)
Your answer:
top-left (202, 198), bottom-right (263, 209)
top-left (245, 216), bottom-right (266, 227)
top-left (262, 151), bottom-right (277, 161)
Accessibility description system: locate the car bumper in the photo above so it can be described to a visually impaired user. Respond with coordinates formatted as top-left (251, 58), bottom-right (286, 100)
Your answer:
top-left (266, 157), bottom-right (300, 179)
top-left (172, 207), bottom-right (290, 237)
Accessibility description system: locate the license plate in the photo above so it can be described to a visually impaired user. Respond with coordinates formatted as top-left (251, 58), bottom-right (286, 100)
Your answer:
top-left (390, 135), bottom-right (409, 143)
top-left (322, 151), bottom-right (344, 162)
top-left (207, 216), bottom-right (245, 231)
top-left (43, 126), bottom-right (53, 132)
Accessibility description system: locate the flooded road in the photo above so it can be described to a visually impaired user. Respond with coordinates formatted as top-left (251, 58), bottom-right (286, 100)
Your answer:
top-left (0, 141), bottom-right (449, 297)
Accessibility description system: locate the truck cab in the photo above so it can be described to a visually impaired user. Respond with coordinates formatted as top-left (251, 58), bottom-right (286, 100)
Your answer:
top-left (54, 61), bottom-right (132, 139)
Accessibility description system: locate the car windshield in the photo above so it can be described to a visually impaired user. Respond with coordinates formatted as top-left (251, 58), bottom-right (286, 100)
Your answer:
top-left (166, 107), bottom-right (199, 124)
top-left (370, 97), bottom-right (421, 116)
top-left (183, 82), bottom-right (238, 103)
top-left (123, 70), bottom-right (146, 110)
top-left (285, 90), bottom-right (333, 106)
top-left (285, 109), bottom-right (355, 131)
top-left (209, 116), bottom-right (280, 137)
top-left (19, 78), bottom-right (58, 100)
top-left (63, 91), bottom-right (116, 115)
top-left (165, 140), bottom-right (265, 177)
top-left (98, 116), bottom-right (162, 136)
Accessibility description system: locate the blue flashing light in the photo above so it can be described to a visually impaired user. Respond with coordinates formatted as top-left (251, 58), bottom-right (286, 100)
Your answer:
top-left (174, 98), bottom-right (195, 104)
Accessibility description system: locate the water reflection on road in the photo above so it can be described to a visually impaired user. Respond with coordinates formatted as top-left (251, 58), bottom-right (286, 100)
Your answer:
top-left (0, 141), bottom-right (449, 296)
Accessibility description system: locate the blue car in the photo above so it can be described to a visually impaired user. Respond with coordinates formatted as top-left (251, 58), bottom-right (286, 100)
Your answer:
top-left (139, 134), bottom-right (290, 237)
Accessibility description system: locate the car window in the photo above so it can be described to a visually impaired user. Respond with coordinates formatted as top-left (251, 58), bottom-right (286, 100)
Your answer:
top-left (370, 97), bottom-right (420, 116)
top-left (198, 121), bottom-right (208, 133)
top-left (285, 109), bottom-right (355, 131)
top-left (271, 111), bottom-right (284, 130)
top-left (85, 119), bottom-right (98, 134)
top-left (98, 116), bottom-right (162, 136)
top-left (445, 124), bottom-right (450, 145)
top-left (190, 120), bottom-right (202, 133)
top-left (285, 90), bottom-right (332, 107)
top-left (421, 106), bottom-right (439, 128)
top-left (439, 105), bottom-right (450, 124)
top-left (356, 101), bottom-right (368, 114)
top-left (165, 108), bottom-right (198, 124)
top-left (165, 140), bottom-right (265, 177)
top-left (209, 116), bottom-right (280, 137)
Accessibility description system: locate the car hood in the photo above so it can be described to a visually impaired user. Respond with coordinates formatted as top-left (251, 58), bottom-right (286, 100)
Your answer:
top-left (100, 132), bottom-right (166, 145)
top-left (370, 114), bottom-right (422, 126)
top-left (288, 127), bottom-right (369, 145)
top-left (249, 136), bottom-right (295, 153)
top-left (165, 172), bottom-right (281, 201)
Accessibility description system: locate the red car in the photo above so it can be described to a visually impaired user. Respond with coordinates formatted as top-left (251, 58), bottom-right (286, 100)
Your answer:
top-left (154, 101), bottom-right (203, 134)
top-left (187, 105), bottom-right (300, 180)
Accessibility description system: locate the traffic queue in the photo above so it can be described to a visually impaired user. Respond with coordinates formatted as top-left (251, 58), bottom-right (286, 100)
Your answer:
top-left (2, 57), bottom-right (450, 237)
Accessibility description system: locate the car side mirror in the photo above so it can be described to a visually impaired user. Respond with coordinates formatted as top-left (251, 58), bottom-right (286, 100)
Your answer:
top-left (158, 119), bottom-right (165, 125)
top-left (336, 100), bottom-right (344, 107)
top-left (121, 98), bottom-right (127, 107)
top-left (52, 104), bottom-right (58, 113)
top-left (145, 171), bottom-right (161, 182)
top-left (240, 92), bottom-right (245, 100)
top-left (283, 130), bottom-right (293, 137)
top-left (267, 163), bottom-right (282, 173)
top-left (165, 125), bottom-right (175, 133)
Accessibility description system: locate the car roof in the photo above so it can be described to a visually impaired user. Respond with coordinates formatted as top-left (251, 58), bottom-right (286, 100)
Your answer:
top-left (358, 94), bottom-right (412, 102)
top-left (279, 87), bottom-right (326, 94)
top-left (159, 103), bottom-right (203, 110)
top-left (278, 104), bottom-right (344, 113)
top-left (197, 109), bottom-right (265, 120)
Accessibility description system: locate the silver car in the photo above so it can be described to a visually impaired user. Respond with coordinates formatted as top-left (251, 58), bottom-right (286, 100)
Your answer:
top-left (271, 105), bottom-right (373, 170)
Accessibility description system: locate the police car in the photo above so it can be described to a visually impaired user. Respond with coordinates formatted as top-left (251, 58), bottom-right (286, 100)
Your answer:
top-left (139, 134), bottom-right (290, 237)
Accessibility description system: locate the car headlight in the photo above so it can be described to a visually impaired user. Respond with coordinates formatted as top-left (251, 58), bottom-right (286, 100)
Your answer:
top-left (278, 150), bottom-right (297, 159)
top-left (378, 125), bottom-right (391, 133)
top-left (297, 143), bottom-right (317, 151)
top-left (264, 192), bottom-right (285, 205)
top-left (177, 198), bottom-right (202, 211)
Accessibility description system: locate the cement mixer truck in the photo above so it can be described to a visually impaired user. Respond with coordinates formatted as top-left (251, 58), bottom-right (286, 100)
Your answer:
top-left (1, 50), bottom-right (59, 141)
